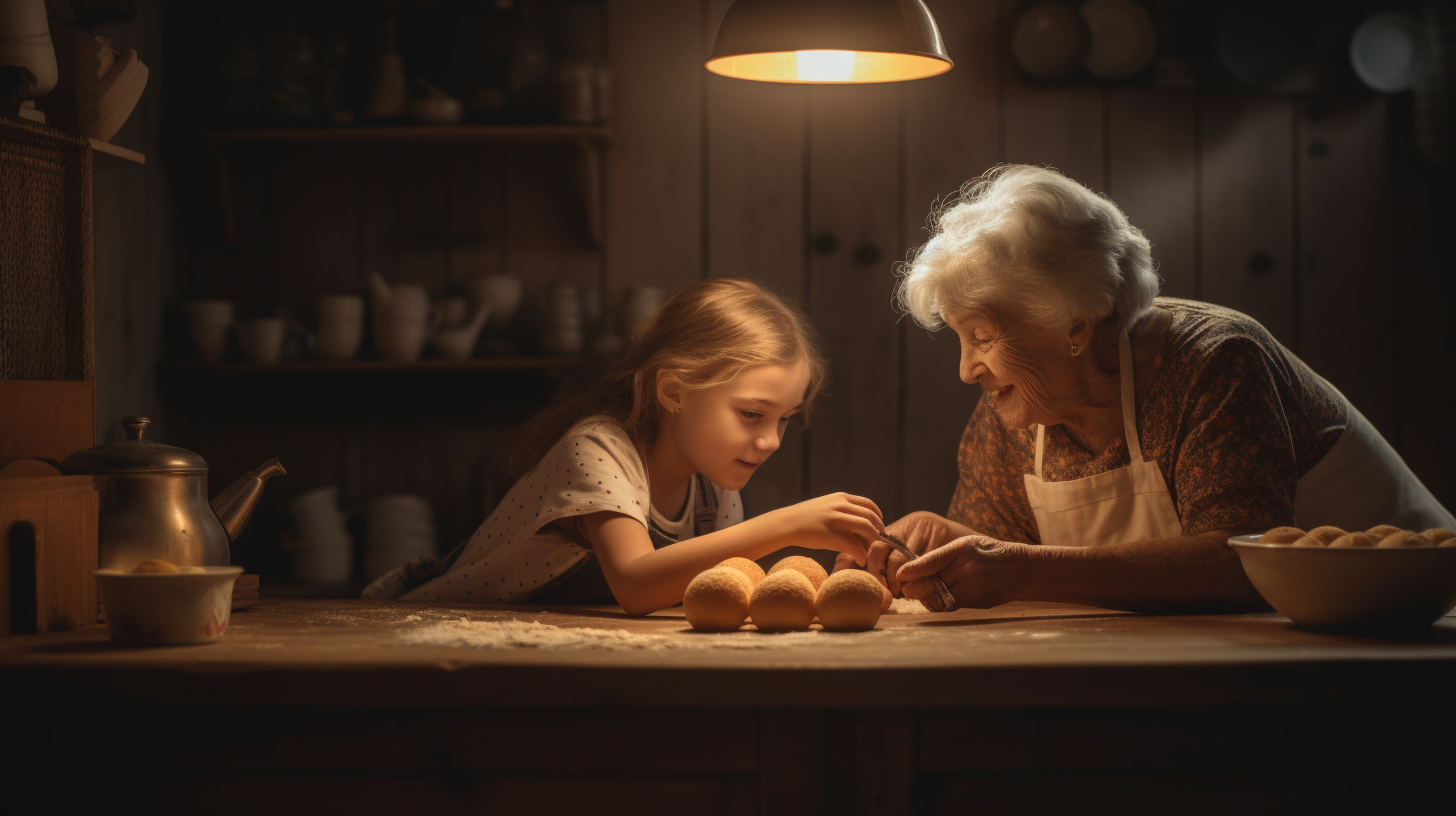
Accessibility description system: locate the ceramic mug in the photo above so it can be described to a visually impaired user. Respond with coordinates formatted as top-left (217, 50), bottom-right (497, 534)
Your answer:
top-left (315, 295), bottom-right (364, 360)
top-left (181, 299), bottom-right (234, 365)
top-left (237, 317), bottom-right (286, 364)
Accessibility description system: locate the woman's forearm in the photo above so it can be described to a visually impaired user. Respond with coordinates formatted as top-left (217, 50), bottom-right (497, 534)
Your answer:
top-left (1019, 535), bottom-right (1265, 613)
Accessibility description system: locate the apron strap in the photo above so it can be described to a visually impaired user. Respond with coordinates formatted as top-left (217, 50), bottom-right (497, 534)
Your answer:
top-left (1034, 424), bottom-right (1046, 480)
top-left (1118, 330), bottom-right (1144, 464)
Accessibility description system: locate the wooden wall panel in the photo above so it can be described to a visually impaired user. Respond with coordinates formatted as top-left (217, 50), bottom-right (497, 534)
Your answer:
top-left (1199, 94), bottom-right (1296, 346)
top-left (899, 0), bottom-right (1000, 516)
top-left (606, 0), bottom-right (704, 293)
top-left (1298, 96), bottom-right (1395, 436)
top-left (448, 150), bottom-right (506, 282)
top-left (270, 151), bottom-right (362, 312)
top-left (1107, 90), bottom-right (1198, 301)
top-left (1394, 109), bottom-right (1456, 514)
top-left (1000, 0), bottom-right (1105, 191)
top-left (504, 146), bottom-right (602, 342)
top-left (806, 83), bottom-right (902, 517)
top-left (704, 0), bottom-right (809, 517)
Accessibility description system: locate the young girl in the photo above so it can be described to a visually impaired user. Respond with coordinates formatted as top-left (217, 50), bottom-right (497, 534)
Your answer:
top-left (363, 277), bottom-right (881, 614)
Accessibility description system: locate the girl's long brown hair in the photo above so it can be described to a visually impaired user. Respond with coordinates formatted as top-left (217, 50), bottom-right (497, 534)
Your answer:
top-left (509, 277), bottom-right (827, 480)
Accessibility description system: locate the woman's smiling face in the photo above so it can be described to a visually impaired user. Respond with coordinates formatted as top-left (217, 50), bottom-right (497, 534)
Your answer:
top-left (944, 308), bottom-right (1071, 430)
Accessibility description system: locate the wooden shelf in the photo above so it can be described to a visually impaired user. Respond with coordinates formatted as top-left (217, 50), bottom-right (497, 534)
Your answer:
top-left (87, 137), bottom-right (145, 170)
top-left (168, 356), bottom-right (583, 373)
top-left (202, 123), bottom-right (608, 245)
top-left (199, 124), bottom-right (610, 147)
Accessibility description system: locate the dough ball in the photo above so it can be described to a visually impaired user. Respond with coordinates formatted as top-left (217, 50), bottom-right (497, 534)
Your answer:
top-left (815, 570), bottom-right (884, 631)
top-left (1420, 528), bottom-right (1455, 545)
top-left (132, 558), bottom-right (180, 574)
top-left (767, 555), bottom-right (829, 592)
top-left (1329, 532), bottom-right (1378, 548)
top-left (1377, 531), bottom-right (1432, 548)
top-left (717, 556), bottom-right (766, 587)
top-left (1306, 526), bottom-right (1346, 545)
top-left (1366, 524), bottom-right (1404, 538)
top-left (748, 570), bottom-right (816, 632)
top-left (684, 567), bottom-right (752, 631)
top-left (1259, 526), bottom-right (1305, 544)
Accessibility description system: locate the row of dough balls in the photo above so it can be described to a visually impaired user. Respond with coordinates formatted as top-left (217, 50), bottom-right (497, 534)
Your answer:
top-left (1260, 525), bottom-right (1456, 548)
top-left (684, 555), bottom-right (884, 632)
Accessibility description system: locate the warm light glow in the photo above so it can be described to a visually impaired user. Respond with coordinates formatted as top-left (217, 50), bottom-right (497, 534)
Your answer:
top-left (795, 50), bottom-right (855, 81)
top-left (705, 50), bottom-right (951, 83)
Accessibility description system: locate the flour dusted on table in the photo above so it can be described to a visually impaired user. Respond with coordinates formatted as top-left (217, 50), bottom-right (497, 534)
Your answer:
top-left (399, 617), bottom-right (889, 651)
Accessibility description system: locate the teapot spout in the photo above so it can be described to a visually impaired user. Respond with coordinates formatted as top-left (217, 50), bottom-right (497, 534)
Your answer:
top-left (211, 458), bottom-right (286, 542)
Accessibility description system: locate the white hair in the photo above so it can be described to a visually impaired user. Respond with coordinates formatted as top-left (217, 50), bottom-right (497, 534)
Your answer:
top-left (896, 164), bottom-right (1159, 334)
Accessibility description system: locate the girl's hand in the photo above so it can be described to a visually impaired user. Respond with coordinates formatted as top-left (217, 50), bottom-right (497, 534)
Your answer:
top-left (894, 535), bottom-right (1029, 610)
top-left (858, 511), bottom-right (975, 597)
top-left (761, 492), bottom-right (882, 565)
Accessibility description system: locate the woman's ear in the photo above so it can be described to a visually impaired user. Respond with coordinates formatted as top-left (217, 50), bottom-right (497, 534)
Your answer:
top-left (655, 370), bottom-right (685, 415)
top-left (1068, 318), bottom-right (1096, 355)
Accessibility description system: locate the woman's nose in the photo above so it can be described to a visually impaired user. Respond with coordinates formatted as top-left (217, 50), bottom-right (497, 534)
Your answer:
top-left (959, 349), bottom-right (982, 385)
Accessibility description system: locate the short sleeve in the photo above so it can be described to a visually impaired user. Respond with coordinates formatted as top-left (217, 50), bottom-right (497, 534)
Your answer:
top-left (1172, 337), bottom-right (1298, 536)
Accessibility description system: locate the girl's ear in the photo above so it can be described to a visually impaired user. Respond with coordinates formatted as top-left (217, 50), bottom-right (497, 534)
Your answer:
top-left (655, 369), bottom-right (685, 415)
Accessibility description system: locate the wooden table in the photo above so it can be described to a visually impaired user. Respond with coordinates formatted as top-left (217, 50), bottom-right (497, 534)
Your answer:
top-left (4, 600), bottom-right (1454, 815)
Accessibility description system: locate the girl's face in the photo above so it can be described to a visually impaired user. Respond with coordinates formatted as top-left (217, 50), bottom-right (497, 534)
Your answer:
top-left (945, 308), bottom-right (1072, 430)
top-left (668, 362), bottom-right (811, 490)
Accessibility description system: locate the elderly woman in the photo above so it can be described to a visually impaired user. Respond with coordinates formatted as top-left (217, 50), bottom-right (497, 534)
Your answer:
top-left (860, 164), bottom-right (1455, 613)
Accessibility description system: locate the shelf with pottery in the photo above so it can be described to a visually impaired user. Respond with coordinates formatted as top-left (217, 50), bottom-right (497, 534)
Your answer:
top-left (166, 356), bottom-right (582, 373)
top-left (200, 123), bottom-right (610, 245)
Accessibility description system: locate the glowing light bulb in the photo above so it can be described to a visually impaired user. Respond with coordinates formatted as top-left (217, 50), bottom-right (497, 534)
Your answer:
top-left (795, 50), bottom-right (856, 82)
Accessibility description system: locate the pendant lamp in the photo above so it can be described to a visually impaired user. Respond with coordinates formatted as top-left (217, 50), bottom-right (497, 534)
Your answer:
top-left (706, 0), bottom-right (952, 84)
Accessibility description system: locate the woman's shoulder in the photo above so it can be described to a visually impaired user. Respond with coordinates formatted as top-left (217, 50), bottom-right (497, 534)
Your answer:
top-left (1155, 297), bottom-right (1285, 364)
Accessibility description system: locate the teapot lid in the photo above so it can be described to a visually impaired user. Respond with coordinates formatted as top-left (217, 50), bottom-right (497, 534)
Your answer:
top-left (60, 417), bottom-right (208, 474)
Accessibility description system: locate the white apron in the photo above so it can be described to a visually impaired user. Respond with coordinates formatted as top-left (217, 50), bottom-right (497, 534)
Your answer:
top-left (1294, 380), bottom-right (1456, 532)
top-left (1023, 331), bottom-right (1183, 547)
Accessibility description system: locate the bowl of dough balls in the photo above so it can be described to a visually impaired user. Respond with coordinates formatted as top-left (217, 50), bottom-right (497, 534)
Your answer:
top-left (682, 555), bottom-right (889, 633)
top-left (1228, 525), bottom-right (1456, 630)
top-left (94, 559), bottom-right (243, 645)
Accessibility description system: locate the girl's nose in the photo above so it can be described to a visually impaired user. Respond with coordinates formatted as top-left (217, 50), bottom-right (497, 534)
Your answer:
top-left (756, 429), bottom-right (781, 453)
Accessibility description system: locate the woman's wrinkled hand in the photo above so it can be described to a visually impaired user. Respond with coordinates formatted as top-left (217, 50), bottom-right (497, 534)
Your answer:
top-left (894, 535), bottom-right (1029, 611)
top-left (836, 511), bottom-right (973, 598)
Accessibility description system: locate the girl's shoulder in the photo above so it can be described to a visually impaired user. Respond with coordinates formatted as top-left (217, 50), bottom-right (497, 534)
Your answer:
top-left (533, 414), bottom-right (648, 487)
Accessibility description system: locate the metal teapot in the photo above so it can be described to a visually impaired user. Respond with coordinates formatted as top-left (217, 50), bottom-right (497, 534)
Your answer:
top-left (61, 416), bottom-right (285, 570)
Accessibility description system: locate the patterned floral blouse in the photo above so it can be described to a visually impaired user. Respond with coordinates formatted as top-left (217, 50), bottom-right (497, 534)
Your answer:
top-left (948, 298), bottom-right (1346, 542)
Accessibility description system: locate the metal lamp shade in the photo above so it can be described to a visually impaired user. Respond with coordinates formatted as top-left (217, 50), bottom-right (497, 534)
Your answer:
top-left (706, 0), bottom-right (952, 83)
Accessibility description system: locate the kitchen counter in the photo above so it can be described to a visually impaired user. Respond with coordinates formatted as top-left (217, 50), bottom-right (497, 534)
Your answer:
top-left (4, 599), bottom-right (1456, 707)
top-left (5, 601), bottom-right (1452, 814)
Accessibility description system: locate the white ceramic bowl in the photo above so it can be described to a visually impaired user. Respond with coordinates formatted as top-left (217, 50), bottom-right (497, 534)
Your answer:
top-left (95, 566), bottom-right (242, 645)
top-left (1228, 534), bottom-right (1456, 629)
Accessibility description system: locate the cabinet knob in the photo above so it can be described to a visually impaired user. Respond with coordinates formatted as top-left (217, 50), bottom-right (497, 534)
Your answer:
top-left (854, 242), bottom-right (882, 266)
top-left (1307, 139), bottom-right (1330, 158)
top-left (813, 232), bottom-right (839, 255)
top-left (1248, 251), bottom-right (1276, 276)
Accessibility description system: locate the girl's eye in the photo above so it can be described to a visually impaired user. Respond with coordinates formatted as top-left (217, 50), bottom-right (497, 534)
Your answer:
top-left (741, 411), bottom-right (763, 420)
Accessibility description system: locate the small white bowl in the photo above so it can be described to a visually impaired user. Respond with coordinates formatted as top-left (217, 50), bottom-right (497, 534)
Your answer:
top-left (1228, 534), bottom-right (1456, 630)
top-left (95, 567), bottom-right (242, 645)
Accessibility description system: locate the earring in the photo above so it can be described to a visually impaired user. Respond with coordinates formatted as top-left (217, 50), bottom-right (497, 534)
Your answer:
top-left (1070, 343), bottom-right (1080, 356)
